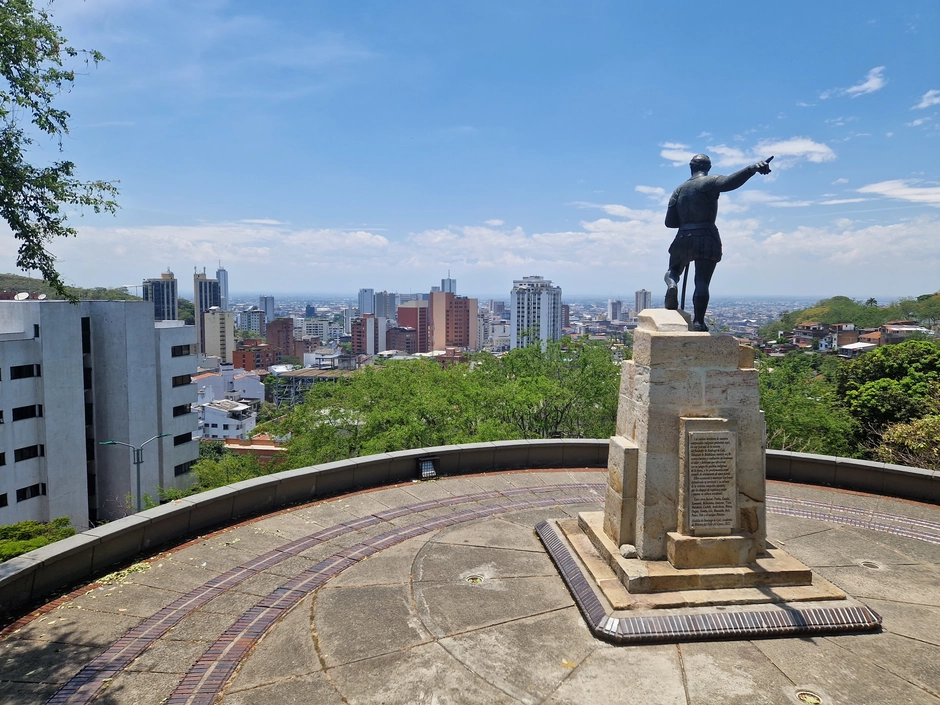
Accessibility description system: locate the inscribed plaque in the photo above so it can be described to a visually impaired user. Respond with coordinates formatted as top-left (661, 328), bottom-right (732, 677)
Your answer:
top-left (687, 430), bottom-right (736, 532)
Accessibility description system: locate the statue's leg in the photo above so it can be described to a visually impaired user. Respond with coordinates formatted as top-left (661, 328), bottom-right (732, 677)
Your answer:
top-left (664, 258), bottom-right (685, 311)
top-left (691, 260), bottom-right (717, 331)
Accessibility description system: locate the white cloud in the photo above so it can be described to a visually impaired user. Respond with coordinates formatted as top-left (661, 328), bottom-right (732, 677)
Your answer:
top-left (914, 89), bottom-right (940, 109)
top-left (832, 178), bottom-right (849, 185)
top-left (634, 185), bottom-right (668, 206)
top-left (845, 66), bottom-right (887, 97)
top-left (796, 101), bottom-right (815, 107)
top-left (857, 180), bottom-right (940, 206)
top-left (659, 142), bottom-right (696, 166)
top-left (755, 137), bottom-right (836, 165)
top-left (906, 117), bottom-right (932, 127)
top-left (825, 116), bottom-right (858, 126)
top-left (484, 219), bottom-right (505, 227)
top-left (819, 198), bottom-right (869, 205)
top-left (240, 218), bottom-right (285, 225)
top-left (572, 201), bottom-right (660, 223)
top-left (746, 216), bottom-right (940, 270)
top-left (662, 137), bottom-right (835, 170)
top-left (820, 67), bottom-right (887, 100)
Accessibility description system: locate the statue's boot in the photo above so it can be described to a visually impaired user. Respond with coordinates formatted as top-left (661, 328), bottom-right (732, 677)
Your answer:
top-left (664, 272), bottom-right (679, 310)
top-left (691, 294), bottom-right (709, 331)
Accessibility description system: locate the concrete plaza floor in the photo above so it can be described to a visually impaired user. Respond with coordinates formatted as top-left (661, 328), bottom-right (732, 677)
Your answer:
top-left (1, 468), bottom-right (939, 705)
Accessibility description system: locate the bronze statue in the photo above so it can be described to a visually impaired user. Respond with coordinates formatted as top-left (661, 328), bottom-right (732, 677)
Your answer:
top-left (664, 153), bottom-right (773, 331)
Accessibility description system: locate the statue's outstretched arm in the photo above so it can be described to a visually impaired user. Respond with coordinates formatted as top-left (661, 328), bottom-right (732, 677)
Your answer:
top-left (715, 156), bottom-right (773, 192)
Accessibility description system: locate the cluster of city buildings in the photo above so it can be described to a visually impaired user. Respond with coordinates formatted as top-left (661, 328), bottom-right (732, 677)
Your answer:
top-left (758, 319), bottom-right (934, 358)
top-left (3, 268), bottom-right (628, 531)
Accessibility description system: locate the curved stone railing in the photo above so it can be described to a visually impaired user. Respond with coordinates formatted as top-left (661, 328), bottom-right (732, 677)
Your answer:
top-left (765, 449), bottom-right (938, 503)
top-left (1, 440), bottom-right (936, 619)
top-left (0, 439), bottom-right (607, 618)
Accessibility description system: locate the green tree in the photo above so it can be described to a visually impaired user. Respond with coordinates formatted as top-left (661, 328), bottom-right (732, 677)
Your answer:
top-left (758, 352), bottom-right (859, 456)
top-left (1, 0), bottom-right (119, 297)
top-left (876, 414), bottom-right (940, 470)
top-left (271, 339), bottom-right (621, 468)
top-left (837, 339), bottom-right (940, 431)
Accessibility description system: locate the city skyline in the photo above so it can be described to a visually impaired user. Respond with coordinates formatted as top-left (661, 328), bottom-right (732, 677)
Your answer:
top-left (0, 2), bottom-right (937, 298)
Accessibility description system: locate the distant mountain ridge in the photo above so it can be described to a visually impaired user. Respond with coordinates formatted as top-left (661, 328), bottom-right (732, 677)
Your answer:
top-left (0, 272), bottom-right (140, 301)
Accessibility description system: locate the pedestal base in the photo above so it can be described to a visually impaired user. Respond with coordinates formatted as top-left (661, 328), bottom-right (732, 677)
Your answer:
top-left (578, 511), bottom-right (816, 595)
top-left (666, 531), bottom-right (758, 569)
top-left (537, 518), bottom-right (882, 644)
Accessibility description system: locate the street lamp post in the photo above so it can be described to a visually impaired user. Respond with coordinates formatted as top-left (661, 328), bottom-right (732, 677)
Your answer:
top-left (99, 434), bottom-right (170, 512)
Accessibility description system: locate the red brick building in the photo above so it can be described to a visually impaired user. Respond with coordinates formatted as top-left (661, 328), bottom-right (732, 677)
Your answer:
top-left (233, 344), bottom-right (281, 371)
top-left (265, 317), bottom-right (295, 357)
top-left (398, 301), bottom-right (429, 353)
top-left (386, 326), bottom-right (418, 354)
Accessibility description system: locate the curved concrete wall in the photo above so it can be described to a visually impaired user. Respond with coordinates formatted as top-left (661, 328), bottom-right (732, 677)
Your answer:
top-left (0, 440), bottom-right (607, 618)
top-left (1, 440), bottom-right (937, 619)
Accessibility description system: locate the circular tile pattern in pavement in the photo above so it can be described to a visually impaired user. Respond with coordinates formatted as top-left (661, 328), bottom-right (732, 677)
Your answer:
top-left (0, 471), bottom-right (938, 705)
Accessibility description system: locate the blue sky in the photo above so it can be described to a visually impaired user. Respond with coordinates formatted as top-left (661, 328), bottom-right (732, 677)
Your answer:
top-left (2, 1), bottom-right (938, 299)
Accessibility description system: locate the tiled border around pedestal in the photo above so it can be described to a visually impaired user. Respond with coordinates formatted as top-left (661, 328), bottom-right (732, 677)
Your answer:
top-left (536, 520), bottom-right (882, 644)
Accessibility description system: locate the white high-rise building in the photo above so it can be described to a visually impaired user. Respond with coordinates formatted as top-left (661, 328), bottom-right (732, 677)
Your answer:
top-left (237, 307), bottom-right (265, 336)
top-left (0, 301), bottom-right (199, 528)
top-left (216, 264), bottom-right (229, 311)
top-left (203, 308), bottom-right (235, 364)
top-left (343, 307), bottom-right (359, 335)
top-left (607, 299), bottom-right (623, 322)
top-left (635, 289), bottom-right (652, 315)
top-left (358, 288), bottom-right (375, 315)
top-left (510, 276), bottom-right (563, 349)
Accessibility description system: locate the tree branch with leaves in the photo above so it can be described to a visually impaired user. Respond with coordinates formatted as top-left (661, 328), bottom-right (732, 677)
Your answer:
top-left (0, 0), bottom-right (118, 298)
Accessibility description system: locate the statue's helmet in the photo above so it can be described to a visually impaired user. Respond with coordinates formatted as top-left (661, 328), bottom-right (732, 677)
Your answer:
top-left (690, 154), bottom-right (711, 171)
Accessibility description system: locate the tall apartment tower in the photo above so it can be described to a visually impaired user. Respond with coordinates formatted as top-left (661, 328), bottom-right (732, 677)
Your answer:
top-left (265, 317), bottom-right (296, 357)
top-left (342, 307), bottom-right (359, 335)
top-left (237, 307), bottom-right (266, 336)
top-left (607, 299), bottom-right (623, 322)
top-left (374, 291), bottom-right (399, 321)
top-left (397, 300), bottom-right (429, 353)
top-left (259, 296), bottom-right (275, 323)
top-left (0, 300), bottom-right (199, 529)
top-left (142, 270), bottom-right (178, 321)
top-left (358, 288), bottom-right (375, 315)
top-left (441, 273), bottom-right (456, 294)
top-left (351, 314), bottom-right (387, 356)
top-left (635, 289), bottom-right (652, 315)
top-left (216, 264), bottom-right (229, 311)
top-left (203, 308), bottom-right (235, 364)
top-left (429, 291), bottom-right (479, 351)
top-left (193, 270), bottom-right (221, 355)
top-left (510, 276), bottom-right (563, 349)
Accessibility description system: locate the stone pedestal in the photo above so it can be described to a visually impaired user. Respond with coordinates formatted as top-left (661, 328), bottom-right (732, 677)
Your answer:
top-left (604, 309), bottom-right (766, 565)
top-left (537, 309), bottom-right (881, 643)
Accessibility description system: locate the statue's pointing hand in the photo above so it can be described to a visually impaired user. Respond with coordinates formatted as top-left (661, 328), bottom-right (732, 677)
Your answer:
top-left (754, 155), bottom-right (774, 176)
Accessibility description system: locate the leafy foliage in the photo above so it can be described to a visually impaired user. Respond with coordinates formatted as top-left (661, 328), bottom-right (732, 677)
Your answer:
top-left (836, 340), bottom-right (940, 431)
top-left (271, 338), bottom-right (621, 468)
top-left (178, 297), bottom-right (195, 324)
top-left (758, 352), bottom-right (859, 456)
top-left (0, 0), bottom-right (118, 297)
top-left (757, 294), bottom-right (935, 339)
top-left (0, 271), bottom-right (137, 300)
top-left (876, 414), bottom-right (940, 470)
top-left (0, 516), bottom-right (74, 562)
